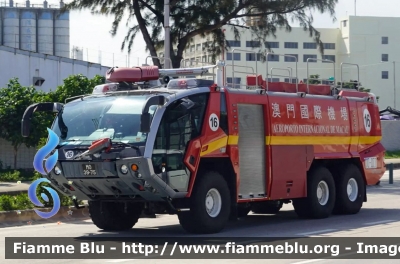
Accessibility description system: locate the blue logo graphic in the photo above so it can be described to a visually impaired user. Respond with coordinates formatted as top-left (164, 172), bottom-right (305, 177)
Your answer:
top-left (28, 128), bottom-right (61, 219)
top-left (28, 178), bottom-right (61, 219)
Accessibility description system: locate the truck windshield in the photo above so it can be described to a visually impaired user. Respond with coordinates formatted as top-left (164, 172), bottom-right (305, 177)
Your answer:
top-left (51, 95), bottom-right (156, 146)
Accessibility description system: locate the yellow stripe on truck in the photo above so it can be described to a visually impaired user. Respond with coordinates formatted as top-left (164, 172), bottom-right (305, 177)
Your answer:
top-left (226, 135), bottom-right (381, 146)
top-left (200, 135), bottom-right (381, 156)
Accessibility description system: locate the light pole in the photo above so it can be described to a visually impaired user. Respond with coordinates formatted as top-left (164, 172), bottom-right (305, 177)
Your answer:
top-left (355, 0), bottom-right (356, 16)
top-left (164, 0), bottom-right (171, 68)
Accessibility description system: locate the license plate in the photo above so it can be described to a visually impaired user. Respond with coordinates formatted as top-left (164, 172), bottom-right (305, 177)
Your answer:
top-left (82, 164), bottom-right (97, 175)
top-left (365, 157), bottom-right (378, 169)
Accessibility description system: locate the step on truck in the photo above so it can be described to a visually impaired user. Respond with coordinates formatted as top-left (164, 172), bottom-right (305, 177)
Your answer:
top-left (21, 51), bottom-right (386, 234)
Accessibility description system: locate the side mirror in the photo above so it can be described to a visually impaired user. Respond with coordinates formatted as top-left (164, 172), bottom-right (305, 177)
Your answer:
top-left (21, 102), bottom-right (63, 137)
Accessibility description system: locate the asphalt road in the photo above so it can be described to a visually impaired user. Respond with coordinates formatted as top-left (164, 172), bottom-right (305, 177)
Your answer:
top-left (1, 170), bottom-right (400, 264)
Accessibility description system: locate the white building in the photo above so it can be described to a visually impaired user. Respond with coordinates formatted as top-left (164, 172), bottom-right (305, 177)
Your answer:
top-left (160, 15), bottom-right (400, 109)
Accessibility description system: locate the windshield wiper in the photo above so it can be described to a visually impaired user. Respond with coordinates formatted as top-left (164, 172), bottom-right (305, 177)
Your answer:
top-left (112, 141), bottom-right (142, 156)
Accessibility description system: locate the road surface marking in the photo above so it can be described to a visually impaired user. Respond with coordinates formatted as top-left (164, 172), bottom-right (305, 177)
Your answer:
top-left (297, 229), bottom-right (336, 236)
top-left (363, 220), bottom-right (395, 225)
top-left (106, 260), bottom-right (135, 263)
top-left (290, 259), bottom-right (325, 264)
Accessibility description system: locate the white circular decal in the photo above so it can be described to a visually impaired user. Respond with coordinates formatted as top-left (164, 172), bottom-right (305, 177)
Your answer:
top-left (363, 108), bottom-right (372, 133)
top-left (65, 150), bottom-right (74, 159)
top-left (209, 113), bottom-right (219, 132)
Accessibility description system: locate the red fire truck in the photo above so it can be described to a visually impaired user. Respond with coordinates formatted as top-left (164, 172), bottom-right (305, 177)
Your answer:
top-left (21, 52), bottom-right (385, 234)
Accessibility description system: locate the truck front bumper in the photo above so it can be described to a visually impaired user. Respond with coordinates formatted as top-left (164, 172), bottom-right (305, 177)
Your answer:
top-left (43, 157), bottom-right (188, 202)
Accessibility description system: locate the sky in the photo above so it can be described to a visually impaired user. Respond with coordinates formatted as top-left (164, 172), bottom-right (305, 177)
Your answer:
top-left (31, 0), bottom-right (400, 67)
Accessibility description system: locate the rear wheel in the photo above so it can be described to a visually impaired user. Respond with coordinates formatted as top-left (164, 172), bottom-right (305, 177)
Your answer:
top-left (88, 201), bottom-right (143, 231)
top-left (177, 171), bottom-right (231, 234)
top-left (293, 166), bottom-right (336, 219)
top-left (333, 163), bottom-right (365, 214)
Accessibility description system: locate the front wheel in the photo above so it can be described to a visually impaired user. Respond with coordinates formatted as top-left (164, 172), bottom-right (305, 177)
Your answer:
top-left (178, 171), bottom-right (231, 234)
top-left (88, 201), bottom-right (143, 231)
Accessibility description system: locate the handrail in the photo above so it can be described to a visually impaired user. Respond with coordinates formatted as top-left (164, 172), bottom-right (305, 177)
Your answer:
top-left (340, 63), bottom-right (360, 89)
top-left (231, 48), bottom-right (261, 88)
top-left (266, 53), bottom-right (298, 92)
top-left (306, 58), bottom-right (335, 93)
top-left (270, 68), bottom-right (292, 83)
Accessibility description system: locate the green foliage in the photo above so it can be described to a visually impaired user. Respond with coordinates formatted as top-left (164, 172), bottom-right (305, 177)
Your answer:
top-left (0, 170), bottom-right (20, 181)
top-left (385, 151), bottom-right (400, 159)
top-left (0, 74), bottom-right (104, 170)
top-left (63, 0), bottom-right (338, 68)
top-left (307, 74), bottom-right (321, 84)
top-left (0, 169), bottom-right (37, 182)
top-left (0, 193), bottom-right (35, 211)
top-left (52, 74), bottom-right (105, 103)
top-left (0, 78), bottom-right (48, 168)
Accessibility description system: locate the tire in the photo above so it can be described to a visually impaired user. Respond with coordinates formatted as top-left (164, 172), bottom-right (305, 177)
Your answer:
top-left (293, 166), bottom-right (336, 219)
top-left (88, 201), bottom-right (144, 231)
top-left (251, 201), bottom-right (283, 214)
top-left (332, 163), bottom-right (365, 215)
top-left (177, 171), bottom-right (231, 234)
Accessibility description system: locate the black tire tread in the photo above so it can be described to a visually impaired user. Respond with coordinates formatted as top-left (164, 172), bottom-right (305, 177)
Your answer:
top-left (292, 166), bottom-right (336, 219)
top-left (89, 201), bottom-right (143, 231)
top-left (178, 171), bottom-right (231, 234)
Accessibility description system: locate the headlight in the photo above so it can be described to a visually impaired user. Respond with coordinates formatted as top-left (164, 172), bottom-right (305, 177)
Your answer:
top-left (54, 166), bottom-right (61, 175)
top-left (120, 165), bottom-right (128, 174)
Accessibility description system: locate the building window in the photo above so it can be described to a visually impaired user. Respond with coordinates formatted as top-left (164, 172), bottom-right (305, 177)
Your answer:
top-left (190, 45), bottom-right (195, 52)
top-left (323, 43), bottom-right (336, 49)
top-left (265, 41), bottom-right (279, 48)
top-left (202, 55), bottom-right (207, 62)
top-left (267, 78), bottom-right (280, 82)
top-left (284, 42), bottom-right (298, 49)
top-left (382, 37), bottom-right (389, 44)
top-left (196, 44), bottom-right (201, 51)
top-left (303, 54), bottom-right (317, 62)
top-left (322, 55), bottom-right (335, 62)
top-left (303, 42), bottom-right (317, 49)
top-left (246, 41), bottom-right (261, 48)
top-left (284, 54), bottom-right (298, 62)
top-left (226, 77), bottom-right (241, 88)
top-left (246, 53), bottom-right (261, 61)
top-left (382, 54), bottom-right (389, 62)
top-left (226, 40), bottom-right (241, 47)
top-left (226, 52), bottom-right (241, 61)
top-left (343, 20), bottom-right (347, 27)
top-left (284, 78), bottom-right (298, 84)
top-left (267, 54), bottom-right (279, 61)
top-left (382, 71), bottom-right (389, 79)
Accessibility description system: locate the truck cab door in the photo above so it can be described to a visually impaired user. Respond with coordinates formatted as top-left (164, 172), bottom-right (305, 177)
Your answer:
top-left (151, 92), bottom-right (210, 192)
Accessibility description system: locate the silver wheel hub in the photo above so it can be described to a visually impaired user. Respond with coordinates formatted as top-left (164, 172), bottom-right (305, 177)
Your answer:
top-left (347, 178), bottom-right (358, 202)
top-left (205, 188), bottom-right (222, 218)
top-left (316, 181), bottom-right (329, 206)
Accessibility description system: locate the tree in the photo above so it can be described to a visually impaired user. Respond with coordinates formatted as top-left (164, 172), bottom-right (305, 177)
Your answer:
top-left (307, 74), bottom-right (321, 84)
top-left (63, 0), bottom-right (338, 68)
top-left (52, 74), bottom-right (105, 103)
top-left (0, 79), bottom-right (48, 169)
top-left (0, 75), bottom-right (105, 169)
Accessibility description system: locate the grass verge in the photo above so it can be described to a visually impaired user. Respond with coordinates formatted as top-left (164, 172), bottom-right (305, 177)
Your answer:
top-left (0, 192), bottom-right (74, 211)
top-left (385, 151), bottom-right (400, 159)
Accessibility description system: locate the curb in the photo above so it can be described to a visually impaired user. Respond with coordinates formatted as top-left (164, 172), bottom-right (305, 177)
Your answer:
top-left (0, 205), bottom-right (90, 227)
